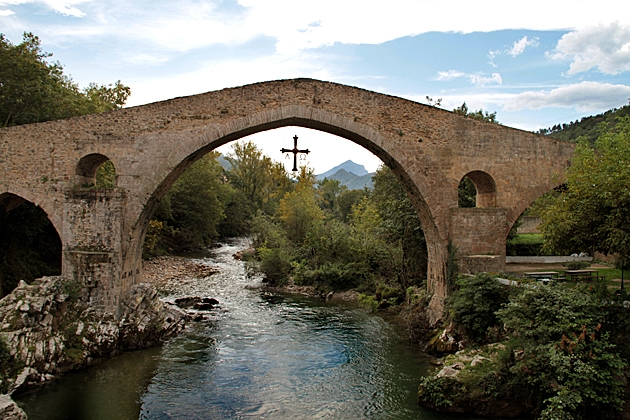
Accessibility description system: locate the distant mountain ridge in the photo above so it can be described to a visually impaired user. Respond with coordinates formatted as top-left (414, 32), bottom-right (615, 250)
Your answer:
top-left (317, 160), bottom-right (368, 179)
top-left (316, 160), bottom-right (374, 190)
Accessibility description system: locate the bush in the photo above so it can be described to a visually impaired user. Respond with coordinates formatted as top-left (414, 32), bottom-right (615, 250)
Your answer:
top-left (496, 285), bottom-right (627, 419)
top-left (294, 261), bottom-right (370, 291)
top-left (564, 260), bottom-right (591, 270)
top-left (357, 294), bottom-right (378, 312)
top-left (258, 247), bottom-right (292, 286)
top-left (446, 273), bottom-right (510, 343)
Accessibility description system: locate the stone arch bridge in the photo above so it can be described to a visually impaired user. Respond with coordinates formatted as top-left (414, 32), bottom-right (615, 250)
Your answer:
top-left (0, 79), bottom-right (574, 318)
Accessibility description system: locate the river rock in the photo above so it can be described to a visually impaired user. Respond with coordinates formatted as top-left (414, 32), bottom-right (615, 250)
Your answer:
top-left (0, 276), bottom-right (186, 391)
top-left (418, 345), bottom-right (527, 418)
top-left (174, 296), bottom-right (219, 310)
top-left (0, 394), bottom-right (27, 420)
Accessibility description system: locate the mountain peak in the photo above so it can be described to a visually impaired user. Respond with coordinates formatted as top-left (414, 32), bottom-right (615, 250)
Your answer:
top-left (316, 160), bottom-right (368, 179)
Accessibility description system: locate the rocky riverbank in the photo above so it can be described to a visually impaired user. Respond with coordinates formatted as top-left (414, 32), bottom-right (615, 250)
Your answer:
top-left (0, 275), bottom-right (188, 419)
top-left (142, 256), bottom-right (219, 290)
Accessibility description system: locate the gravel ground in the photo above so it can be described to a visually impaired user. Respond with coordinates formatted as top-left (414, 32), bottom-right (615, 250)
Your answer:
top-left (142, 256), bottom-right (219, 289)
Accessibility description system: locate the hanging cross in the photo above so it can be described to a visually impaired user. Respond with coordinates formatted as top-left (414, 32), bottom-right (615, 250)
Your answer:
top-left (281, 135), bottom-right (310, 172)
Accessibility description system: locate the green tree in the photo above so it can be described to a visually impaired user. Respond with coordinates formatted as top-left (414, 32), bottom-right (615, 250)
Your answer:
top-left (316, 177), bottom-right (347, 216)
top-left (457, 176), bottom-right (477, 207)
top-left (0, 32), bottom-right (130, 127)
top-left (540, 117), bottom-right (630, 261)
top-left (453, 102), bottom-right (499, 124)
top-left (336, 188), bottom-right (368, 222)
top-left (371, 166), bottom-right (427, 286)
top-left (277, 167), bottom-right (324, 244)
top-left (226, 141), bottom-right (292, 212)
top-left (146, 152), bottom-right (232, 254)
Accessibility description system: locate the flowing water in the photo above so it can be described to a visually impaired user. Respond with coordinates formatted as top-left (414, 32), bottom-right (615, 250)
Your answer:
top-left (15, 238), bottom-right (474, 420)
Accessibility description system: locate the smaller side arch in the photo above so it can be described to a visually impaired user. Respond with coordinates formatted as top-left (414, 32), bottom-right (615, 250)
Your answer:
top-left (459, 170), bottom-right (497, 208)
top-left (76, 153), bottom-right (116, 187)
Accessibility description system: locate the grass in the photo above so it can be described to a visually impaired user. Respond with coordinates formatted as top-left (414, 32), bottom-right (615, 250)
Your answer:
top-left (509, 233), bottom-right (543, 245)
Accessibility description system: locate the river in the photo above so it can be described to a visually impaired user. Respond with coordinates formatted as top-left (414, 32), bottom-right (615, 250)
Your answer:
top-left (15, 238), bottom-right (474, 420)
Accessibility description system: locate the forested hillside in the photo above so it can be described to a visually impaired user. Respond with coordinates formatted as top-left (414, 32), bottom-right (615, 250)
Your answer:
top-left (538, 103), bottom-right (630, 144)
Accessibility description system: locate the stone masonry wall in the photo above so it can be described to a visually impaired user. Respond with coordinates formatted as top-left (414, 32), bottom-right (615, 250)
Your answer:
top-left (0, 79), bottom-right (576, 315)
top-left (62, 188), bottom-right (125, 312)
top-left (450, 207), bottom-right (508, 273)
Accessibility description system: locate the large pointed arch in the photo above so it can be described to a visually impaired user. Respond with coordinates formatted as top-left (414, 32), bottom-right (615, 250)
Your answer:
top-left (126, 107), bottom-right (448, 298)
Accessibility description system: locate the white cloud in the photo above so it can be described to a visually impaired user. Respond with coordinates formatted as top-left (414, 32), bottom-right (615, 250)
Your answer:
top-left (436, 70), bottom-right (502, 86)
top-left (548, 22), bottom-right (630, 74)
top-left (123, 53), bottom-right (169, 66)
top-left (487, 50), bottom-right (499, 67)
top-left (44, 0), bottom-right (88, 17)
top-left (437, 70), bottom-right (466, 81)
top-left (508, 36), bottom-right (539, 57)
top-left (124, 51), bottom-right (337, 107)
top-left (469, 73), bottom-right (502, 86)
top-left (5, 0), bottom-right (629, 53)
top-left (505, 81), bottom-right (630, 111)
top-left (0, 0), bottom-right (91, 16)
top-left (0, 8), bottom-right (14, 15)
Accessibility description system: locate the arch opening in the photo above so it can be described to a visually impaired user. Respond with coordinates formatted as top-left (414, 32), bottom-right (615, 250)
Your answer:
top-left (458, 171), bottom-right (497, 208)
top-left (134, 123), bottom-right (436, 293)
top-left (506, 185), bottom-right (566, 257)
top-left (0, 193), bottom-right (62, 297)
top-left (76, 153), bottom-right (117, 188)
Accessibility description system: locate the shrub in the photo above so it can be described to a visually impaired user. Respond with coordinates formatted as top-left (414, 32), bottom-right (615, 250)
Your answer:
top-left (357, 294), bottom-right (378, 312)
top-left (564, 260), bottom-right (591, 270)
top-left (258, 247), bottom-right (292, 286)
top-left (496, 285), bottom-right (627, 419)
top-left (294, 261), bottom-right (370, 291)
top-left (446, 273), bottom-right (510, 343)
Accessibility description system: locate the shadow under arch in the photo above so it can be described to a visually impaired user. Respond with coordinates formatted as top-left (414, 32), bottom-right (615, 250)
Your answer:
top-left (128, 110), bottom-right (446, 296)
top-left (0, 192), bottom-right (62, 296)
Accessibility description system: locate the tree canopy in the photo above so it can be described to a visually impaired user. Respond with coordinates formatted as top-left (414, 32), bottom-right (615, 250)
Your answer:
top-left (0, 32), bottom-right (130, 127)
top-left (540, 116), bottom-right (630, 262)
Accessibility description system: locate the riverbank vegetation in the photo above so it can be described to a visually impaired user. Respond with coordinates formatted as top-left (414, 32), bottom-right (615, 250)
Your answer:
top-left (419, 117), bottom-right (630, 419)
top-left (419, 274), bottom-right (630, 419)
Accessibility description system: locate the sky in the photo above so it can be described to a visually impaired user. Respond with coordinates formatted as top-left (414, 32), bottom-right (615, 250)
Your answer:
top-left (1, 1), bottom-right (629, 174)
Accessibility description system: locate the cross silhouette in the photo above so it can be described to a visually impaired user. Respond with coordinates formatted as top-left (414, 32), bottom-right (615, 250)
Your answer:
top-left (281, 135), bottom-right (310, 172)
